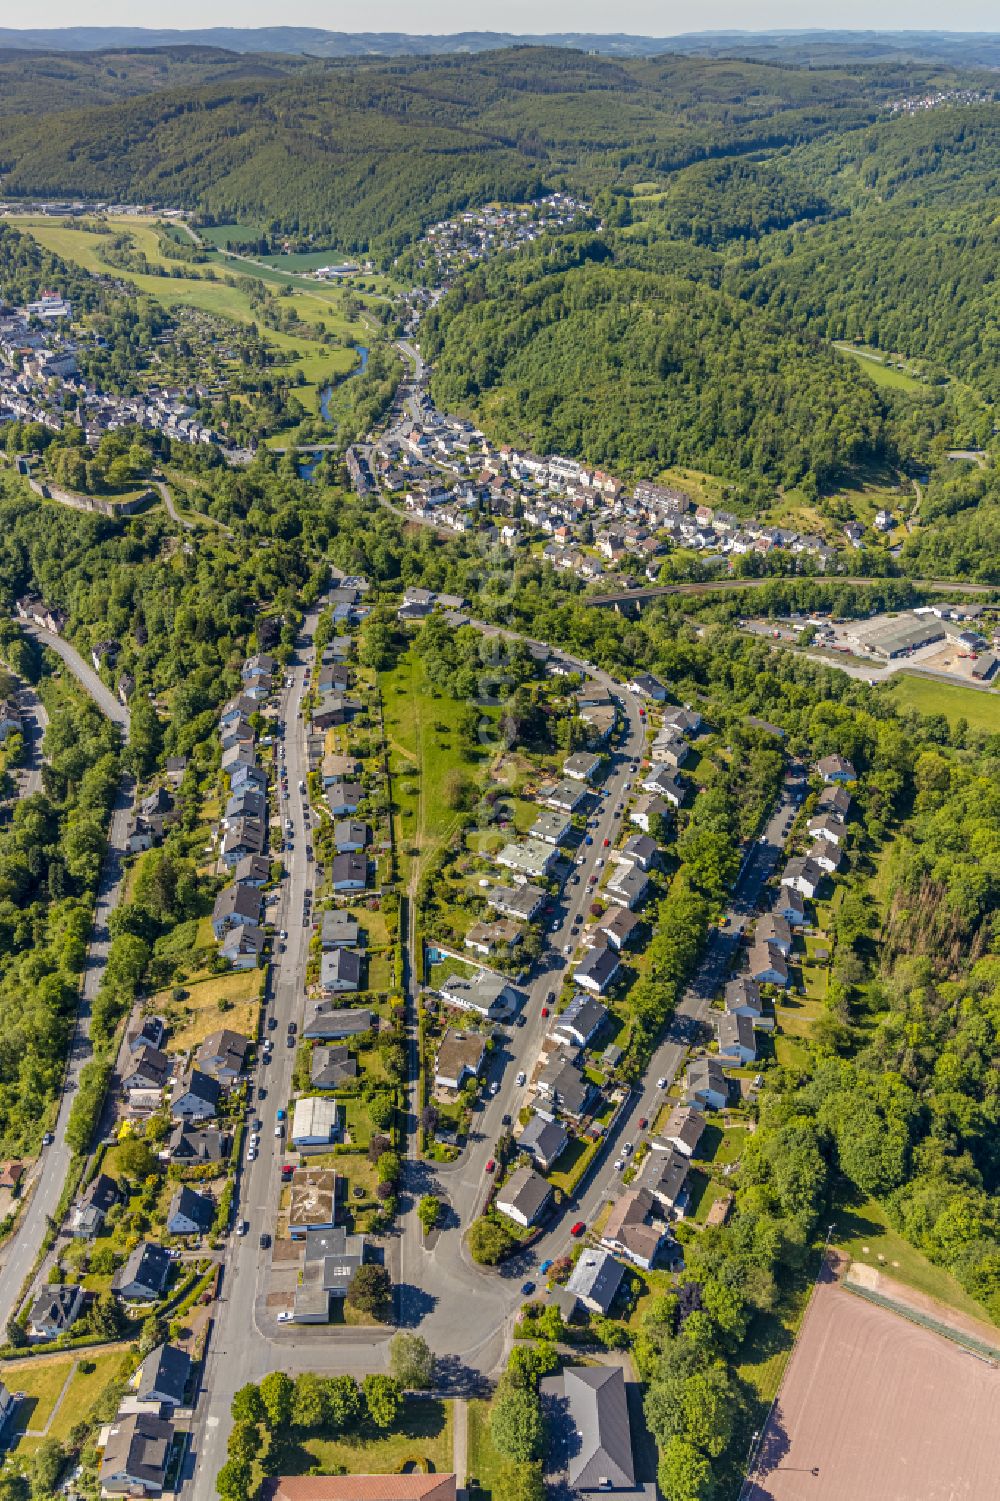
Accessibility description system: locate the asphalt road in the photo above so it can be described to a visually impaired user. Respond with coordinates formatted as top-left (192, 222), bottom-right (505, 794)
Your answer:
top-left (0, 627), bottom-right (133, 1329)
top-left (20, 623), bottom-right (130, 733)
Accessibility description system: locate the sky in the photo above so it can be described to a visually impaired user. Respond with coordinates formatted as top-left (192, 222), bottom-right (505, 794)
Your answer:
top-left (11, 4), bottom-right (1000, 33)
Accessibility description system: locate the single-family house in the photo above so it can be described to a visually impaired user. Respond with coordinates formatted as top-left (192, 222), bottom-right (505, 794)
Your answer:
top-left (781, 857), bottom-right (823, 900)
top-left (127, 1016), bottom-right (166, 1054)
top-left (566, 1249), bottom-right (626, 1316)
top-left (70, 1173), bottom-right (121, 1239)
top-left (810, 838), bottom-right (843, 874)
top-left (643, 1148), bottom-right (689, 1214)
top-left (100, 1411), bottom-right (174, 1497)
top-left (716, 1012), bottom-right (757, 1067)
top-left (542, 778), bottom-right (589, 814)
top-left (517, 1113), bottom-right (569, 1172)
top-left (333, 820), bottom-right (369, 853)
top-left (496, 839), bottom-right (560, 879)
top-left (320, 948), bottom-right (363, 994)
top-left (302, 1004), bottom-right (374, 1042)
top-left (166, 1186), bottom-right (215, 1236)
top-left (539, 1366), bottom-right (637, 1492)
top-left (495, 1166), bottom-right (553, 1228)
top-left (331, 852), bottom-right (368, 892)
top-left (658, 1105), bottom-right (704, 1159)
top-left (170, 1069), bottom-right (221, 1121)
top-left (293, 1227), bottom-right (368, 1320)
top-left (220, 923), bottom-right (265, 969)
top-left (605, 863), bottom-right (649, 910)
top-left (629, 673), bottom-right (666, 701)
top-left (167, 1125), bottom-right (228, 1164)
top-left (288, 1167), bottom-right (337, 1239)
top-left (618, 834), bottom-right (658, 871)
top-left (123, 1045), bottom-right (172, 1096)
top-left (816, 754), bottom-right (856, 784)
top-left (817, 785), bottom-right (852, 819)
top-left (593, 906), bottom-right (641, 951)
top-left (487, 884), bottom-right (547, 922)
top-left (529, 809), bottom-right (573, 846)
top-left (135, 1345), bottom-right (191, 1409)
top-left (563, 751), bottom-right (602, 782)
top-left (29, 1284), bottom-right (84, 1340)
top-left (321, 910), bottom-right (361, 950)
top-left (326, 781), bottom-right (363, 816)
top-left (437, 971), bottom-right (524, 1021)
top-left (434, 1029), bottom-right (487, 1091)
top-left (747, 942), bottom-right (789, 988)
top-left (536, 1051), bottom-right (594, 1121)
top-left (196, 1029), bottom-right (249, 1086)
top-left (550, 993), bottom-right (607, 1050)
top-left (685, 1056), bottom-right (729, 1112)
top-left (807, 813), bottom-right (846, 846)
top-left (755, 912), bottom-right (792, 955)
top-left (113, 1242), bottom-right (172, 1302)
top-left (630, 794), bottom-right (671, 834)
top-left (211, 884), bottom-right (262, 939)
top-left (601, 1188), bottom-right (666, 1269)
top-left (772, 886), bottom-right (809, 927)
top-left (310, 1046), bottom-right (359, 1090)
top-left (464, 919), bottom-right (522, 958)
top-left (640, 766), bottom-right (685, 807)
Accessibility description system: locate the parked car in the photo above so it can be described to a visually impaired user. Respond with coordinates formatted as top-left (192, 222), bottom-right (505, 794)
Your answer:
top-left (259, 1232), bottom-right (271, 1249)
top-left (516, 1070), bottom-right (526, 1086)
top-left (276, 1108), bottom-right (286, 1121)
top-left (614, 1158), bottom-right (624, 1172)
top-left (541, 1007), bottom-right (549, 1018)
top-left (520, 1281), bottom-right (535, 1296)
top-left (638, 1117), bottom-right (648, 1130)
top-left (41, 1132), bottom-right (54, 1146)
top-left (485, 1158), bottom-right (496, 1173)
top-left (540, 1259), bottom-right (553, 1274)
top-left (489, 1081), bottom-right (499, 1096)
top-left (237, 1220), bottom-right (249, 1236)
top-left (280, 1164), bottom-right (294, 1181)
top-left (570, 1221), bottom-right (586, 1237)
top-left (277, 1311), bottom-right (293, 1323)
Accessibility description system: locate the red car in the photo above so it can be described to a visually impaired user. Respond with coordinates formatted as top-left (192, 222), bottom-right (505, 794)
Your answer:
top-left (485, 1158), bottom-right (496, 1173)
top-left (603, 838), bottom-right (610, 848)
top-left (280, 1164), bottom-right (294, 1182)
top-left (638, 1117), bottom-right (648, 1130)
top-left (570, 1221), bottom-right (586, 1237)
top-left (541, 1006), bottom-right (550, 1017)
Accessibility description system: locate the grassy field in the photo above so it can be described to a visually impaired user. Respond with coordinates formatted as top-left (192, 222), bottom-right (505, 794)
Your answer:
top-left (46, 1351), bottom-right (131, 1440)
top-left (833, 342), bottom-right (927, 392)
top-left (9, 215), bottom-right (368, 413)
top-left (381, 646), bottom-right (486, 886)
top-left (277, 1397), bottom-right (453, 1476)
top-left (887, 673), bottom-right (1000, 735)
top-left (2, 1354), bottom-right (74, 1433)
top-left (467, 1398), bottom-right (509, 1501)
top-left (832, 1191), bottom-right (992, 1322)
top-left (156, 968), bottom-right (262, 1050)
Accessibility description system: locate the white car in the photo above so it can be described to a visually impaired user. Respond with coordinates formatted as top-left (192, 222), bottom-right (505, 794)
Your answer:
top-left (275, 1123), bottom-right (284, 1137)
top-left (247, 1146), bottom-right (257, 1162)
top-left (277, 1311), bottom-right (293, 1323)
top-left (516, 1070), bottom-right (526, 1086)
top-left (614, 1158), bottom-right (624, 1173)
top-left (249, 1132), bottom-right (260, 1147)
top-left (489, 1081), bottom-right (499, 1096)
top-left (656, 1077), bottom-right (667, 1090)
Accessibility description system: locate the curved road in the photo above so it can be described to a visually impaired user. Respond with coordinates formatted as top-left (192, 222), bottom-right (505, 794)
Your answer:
top-left (0, 624), bottom-right (131, 1328)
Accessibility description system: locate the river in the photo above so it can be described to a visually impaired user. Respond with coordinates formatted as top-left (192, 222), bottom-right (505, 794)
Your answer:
top-left (299, 344), bottom-right (369, 479)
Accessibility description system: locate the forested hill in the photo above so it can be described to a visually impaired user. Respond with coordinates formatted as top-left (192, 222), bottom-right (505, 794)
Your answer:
top-left (0, 49), bottom-right (972, 251)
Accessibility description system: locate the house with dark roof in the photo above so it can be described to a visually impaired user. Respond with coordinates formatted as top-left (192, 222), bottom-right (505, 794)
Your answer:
top-left (100, 1411), bottom-right (174, 1496)
top-left (331, 852), bottom-right (368, 892)
top-left (517, 1112), bottom-right (570, 1172)
top-left (293, 1227), bottom-right (369, 1322)
top-left (211, 884), bottom-right (262, 939)
top-left (619, 834), bottom-right (658, 871)
top-left (327, 782), bottom-right (363, 817)
top-left (170, 1069), bottom-right (221, 1121)
top-left (542, 778), bottom-right (589, 814)
top-left (574, 944), bottom-right (620, 996)
top-left (29, 1284), bottom-right (84, 1340)
top-left (114, 1242), bottom-right (172, 1301)
top-left (746, 942), bottom-right (789, 988)
top-left (550, 994), bottom-right (608, 1050)
top-left (195, 1029), bottom-right (249, 1086)
top-left (495, 1166), bottom-right (553, 1228)
top-left (167, 1125), bottom-right (228, 1164)
top-left (716, 1012), bottom-right (757, 1067)
top-left (310, 1046), bottom-right (359, 1090)
top-left (536, 1051), bottom-right (594, 1121)
top-left (755, 912), bottom-right (792, 955)
top-left (566, 1249), bottom-right (626, 1316)
top-left (135, 1344), bottom-right (192, 1408)
top-left (684, 1056), bottom-right (729, 1112)
top-left (541, 1365), bottom-right (641, 1496)
top-left (658, 1105), bottom-right (704, 1159)
top-left (781, 856), bottom-right (822, 900)
top-left (123, 1045), bottom-right (172, 1098)
top-left (303, 1004), bottom-right (374, 1042)
top-left (233, 854), bottom-right (271, 888)
top-left (593, 906), bottom-right (641, 951)
top-left (772, 885), bottom-right (809, 927)
top-left (563, 751), bottom-right (603, 782)
top-left (220, 923), bottom-right (265, 969)
top-left (320, 948), bottom-right (363, 994)
top-left (166, 1186), bottom-right (215, 1236)
top-left (127, 1016), bottom-right (166, 1054)
top-left (321, 910), bottom-right (361, 950)
top-left (605, 863), bottom-right (649, 910)
top-left (643, 1147), bottom-right (690, 1214)
top-left (71, 1172), bottom-right (121, 1239)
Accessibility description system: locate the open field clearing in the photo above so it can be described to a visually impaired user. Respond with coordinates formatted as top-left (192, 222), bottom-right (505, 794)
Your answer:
top-left (887, 673), bottom-right (1000, 734)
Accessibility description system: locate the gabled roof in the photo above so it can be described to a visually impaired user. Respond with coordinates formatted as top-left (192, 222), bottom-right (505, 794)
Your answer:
top-left (261, 1478), bottom-right (456, 1501)
top-left (137, 1343), bottom-right (191, 1406)
top-left (561, 1365), bottom-right (636, 1489)
top-left (566, 1250), bottom-right (626, 1315)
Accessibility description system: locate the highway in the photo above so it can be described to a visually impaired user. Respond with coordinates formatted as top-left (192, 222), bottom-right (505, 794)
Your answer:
top-left (0, 624), bottom-right (132, 1329)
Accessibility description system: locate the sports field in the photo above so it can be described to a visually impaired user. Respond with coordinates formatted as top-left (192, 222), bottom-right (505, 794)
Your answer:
top-left (744, 1275), bottom-right (1000, 1501)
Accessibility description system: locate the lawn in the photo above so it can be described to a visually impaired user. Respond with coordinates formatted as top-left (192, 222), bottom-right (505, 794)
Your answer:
top-left (831, 1191), bottom-right (992, 1323)
top-left (1, 1353), bottom-right (76, 1433)
top-left (158, 969), bottom-right (262, 1051)
top-left (47, 1351), bottom-right (132, 1440)
top-left (887, 674), bottom-right (1000, 735)
top-left (833, 342), bottom-right (927, 392)
top-left (547, 1135), bottom-right (600, 1196)
top-left (467, 1398), bottom-right (509, 1501)
top-left (381, 647), bottom-right (485, 885)
top-left (275, 1397), bottom-right (453, 1476)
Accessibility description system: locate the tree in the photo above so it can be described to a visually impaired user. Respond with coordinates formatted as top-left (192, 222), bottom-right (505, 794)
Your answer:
top-left (467, 1216), bottom-right (513, 1265)
top-left (117, 1138), bottom-right (158, 1181)
top-left (86, 1291), bottom-right (124, 1339)
top-left (231, 1384), bottom-right (265, 1426)
top-left (292, 1371), bottom-right (329, 1430)
top-left (368, 1095), bottom-right (396, 1131)
top-left (376, 1150), bottom-right (401, 1185)
top-left (326, 1374), bottom-right (363, 1430)
top-left (227, 1422), bottom-right (260, 1470)
top-left (417, 1195), bottom-right (442, 1235)
top-left (657, 1437), bottom-right (714, 1501)
top-left (216, 1457), bottom-right (252, 1501)
top-left (493, 1463), bottom-right (545, 1501)
top-left (347, 1263), bottom-right (393, 1317)
top-left (506, 1341), bottom-right (559, 1389)
top-left (389, 1331), bottom-right (435, 1390)
top-left (29, 1439), bottom-right (65, 1498)
top-left (260, 1370), bottom-right (294, 1430)
top-left (490, 1382), bottom-right (544, 1462)
top-left (362, 1373), bottom-right (402, 1429)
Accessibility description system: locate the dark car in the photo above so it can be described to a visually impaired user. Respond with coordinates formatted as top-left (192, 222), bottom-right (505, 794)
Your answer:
top-left (520, 1281), bottom-right (535, 1296)
top-left (287, 1021), bottom-right (297, 1034)
top-left (259, 1232), bottom-right (271, 1249)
